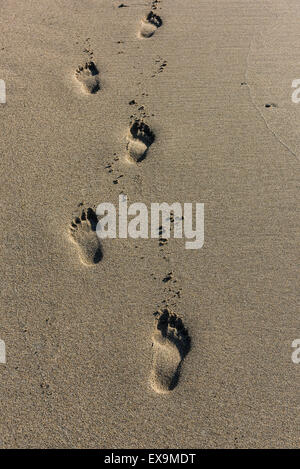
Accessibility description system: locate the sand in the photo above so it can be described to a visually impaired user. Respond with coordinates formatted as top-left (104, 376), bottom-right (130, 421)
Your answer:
top-left (0, 0), bottom-right (299, 448)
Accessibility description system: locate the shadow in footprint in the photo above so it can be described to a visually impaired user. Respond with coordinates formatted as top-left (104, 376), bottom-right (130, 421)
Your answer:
top-left (151, 309), bottom-right (191, 393)
top-left (69, 207), bottom-right (103, 266)
top-left (126, 119), bottom-right (155, 162)
top-left (75, 61), bottom-right (100, 94)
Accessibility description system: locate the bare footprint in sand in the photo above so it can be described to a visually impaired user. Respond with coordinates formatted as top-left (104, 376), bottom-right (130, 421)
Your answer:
top-left (151, 309), bottom-right (191, 394)
top-left (75, 61), bottom-right (100, 94)
top-left (69, 208), bottom-right (103, 266)
top-left (139, 11), bottom-right (162, 38)
top-left (126, 119), bottom-right (155, 162)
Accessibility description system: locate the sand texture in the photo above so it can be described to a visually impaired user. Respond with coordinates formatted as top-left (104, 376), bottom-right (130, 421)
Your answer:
top-left (0, 0), bottom-right (299, 448)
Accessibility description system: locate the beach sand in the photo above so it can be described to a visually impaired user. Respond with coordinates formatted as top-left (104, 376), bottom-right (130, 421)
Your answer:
top-left (0, 0), bottom-right (299, 448)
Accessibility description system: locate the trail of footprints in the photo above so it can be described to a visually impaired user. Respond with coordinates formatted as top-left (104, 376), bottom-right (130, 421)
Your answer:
top-left (68, 1), bottom-right (190, 394)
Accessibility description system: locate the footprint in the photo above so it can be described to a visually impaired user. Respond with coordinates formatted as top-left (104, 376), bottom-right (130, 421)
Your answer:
top-left (126, 119), bottom-right (155, 162)
top-left (139, 12), bottom-right (162, 38)
top-left (150, 309), bottom-right (191, 394)
top-left (69, 208), bottom-right (103, 266)
top-left (75, 61), bottom-right (100, 94)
